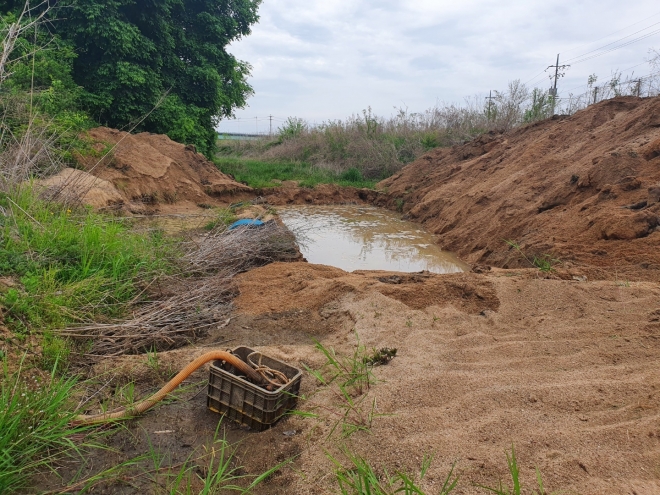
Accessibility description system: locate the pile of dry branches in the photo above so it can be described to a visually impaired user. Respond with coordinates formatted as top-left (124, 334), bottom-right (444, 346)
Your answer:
top-left (60, 221), bottom-right (301, 356)
top-left (184, 220), bottom-right (301, 275)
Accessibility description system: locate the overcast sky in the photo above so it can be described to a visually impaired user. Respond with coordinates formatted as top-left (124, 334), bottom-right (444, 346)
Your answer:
top-left (217, 0), bottom-right (660, 134)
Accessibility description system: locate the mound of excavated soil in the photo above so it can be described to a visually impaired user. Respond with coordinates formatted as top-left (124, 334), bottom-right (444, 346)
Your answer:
top-left (376, 97), bottom-right (660, 277)
top-left (258, 182), bottom-right (380, 206)
top-left (69, 127), bottom-right (252, 211)
top-left (39, 167), bottom-right (125, 209)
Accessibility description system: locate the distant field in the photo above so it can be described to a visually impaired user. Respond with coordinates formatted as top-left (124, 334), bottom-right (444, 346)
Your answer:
top-left (213, 157), bottom-right (378, 189)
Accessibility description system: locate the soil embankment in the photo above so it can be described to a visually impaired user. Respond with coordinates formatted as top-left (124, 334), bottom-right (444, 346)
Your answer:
top-left (257, 182), bottom-right (380, 205)
top-left (376, 97), bottom-right (660, 278)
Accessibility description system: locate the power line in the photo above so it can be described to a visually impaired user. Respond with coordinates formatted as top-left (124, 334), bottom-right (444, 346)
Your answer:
top-left (564, 12), bottom-right (660, 53)
top-left (562, 60), bottom-right (652, 94)
top-left (566, 27), bottom-right (660, 65)
top-left (522, 68), bottom-right (548, 86)
top-left (520, 16), bottom-right (660, 92)
top-left (561, 69), bottom-right (660, 97)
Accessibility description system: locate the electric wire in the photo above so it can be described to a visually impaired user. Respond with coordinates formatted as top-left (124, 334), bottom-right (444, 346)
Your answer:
top-left (521, 15), bottom-right (660, 94)
top-left (220, 16), bottom-right (660, 125)
top-left (566, 28), bottom-right (660, 66)
top-left (560, 11), bottom-right (660, 56)
top-left (563, 21), bottom-right (660, 63)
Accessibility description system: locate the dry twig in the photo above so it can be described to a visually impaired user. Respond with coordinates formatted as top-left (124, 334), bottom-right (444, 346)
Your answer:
top-left (59, 222), bottom-right (301, 356)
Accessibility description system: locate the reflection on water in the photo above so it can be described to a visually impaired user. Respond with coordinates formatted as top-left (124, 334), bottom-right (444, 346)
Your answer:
top-left (279, 205), bottom-right (469, 274)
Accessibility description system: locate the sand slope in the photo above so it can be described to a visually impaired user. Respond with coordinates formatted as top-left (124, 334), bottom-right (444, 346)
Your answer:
top-left (44, 127), bottom-right (253, 211)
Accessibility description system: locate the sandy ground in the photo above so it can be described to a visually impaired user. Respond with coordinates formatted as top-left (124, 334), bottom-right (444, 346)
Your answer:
top-left (232, 263), bottom-right (660, 495)
top-left (67, 262), bottom-right (660, 495)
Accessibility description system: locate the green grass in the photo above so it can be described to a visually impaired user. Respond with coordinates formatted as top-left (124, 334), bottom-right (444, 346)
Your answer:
top-left (214, 157), bottom-right (378, 189)
top-left (476, 445), bottom-right (552, 495)
top-left (294, 335), bottom-right (391, 439)
top-left (162, 426), bottom-right (289, 494)
top-left (0, 357), bottom-right (97, 494)
top-left (504, 240), bottom-right (560, 273)
top-left (329, 447), bottom-right (458, 495)
top-left (0, 188), bottom-right (177, 339)
top-left (307, 335), bottom-right (376, 396)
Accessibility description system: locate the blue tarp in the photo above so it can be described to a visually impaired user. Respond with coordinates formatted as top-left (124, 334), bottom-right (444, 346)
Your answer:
top-left (228, 219), bottom-right (265, 230)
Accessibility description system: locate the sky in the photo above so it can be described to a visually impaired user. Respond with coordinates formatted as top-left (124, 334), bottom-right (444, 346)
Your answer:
top-left (216, 0), bottom-right (660, 134)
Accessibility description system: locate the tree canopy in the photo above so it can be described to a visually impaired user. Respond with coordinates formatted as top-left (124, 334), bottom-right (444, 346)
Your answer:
top-left (0, 0), bottom-right (261, 156)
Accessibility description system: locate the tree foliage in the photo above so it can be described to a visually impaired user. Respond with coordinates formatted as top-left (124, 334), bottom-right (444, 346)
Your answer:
top-left (0, 0), bottom-right (261, 156)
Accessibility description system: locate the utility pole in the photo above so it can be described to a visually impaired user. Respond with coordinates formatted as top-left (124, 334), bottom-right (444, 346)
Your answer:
top-left (255, 116), bottom-right (258, 135)
top-left (485, 90), bottom-right (496, 121)
top-left (546, 54), bottom-right (570, 114)
top-left (633, 79), bottom-right (642, 97)
top-left (269, 115), bottom-right (273, 136)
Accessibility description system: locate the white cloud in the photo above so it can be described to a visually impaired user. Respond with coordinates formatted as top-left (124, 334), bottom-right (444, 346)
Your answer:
top-left (218, 0), bottom-right (660, 133)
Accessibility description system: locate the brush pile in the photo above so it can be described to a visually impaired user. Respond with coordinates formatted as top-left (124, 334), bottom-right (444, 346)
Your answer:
top-left (60, 222), bottom-right (302, 356)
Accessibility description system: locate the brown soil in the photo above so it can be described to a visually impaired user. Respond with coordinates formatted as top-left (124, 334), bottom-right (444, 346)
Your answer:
top-left (66, 127), bottom-right (253, 212)
top-left (376, 97), bottom-right (660, 280)
top-left (257, 182), bottom-right (380, 206)
top-left (70, 263), bottom-right (660, 494)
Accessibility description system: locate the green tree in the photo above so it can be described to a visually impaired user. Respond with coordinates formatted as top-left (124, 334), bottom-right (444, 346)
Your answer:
top-left (0, 0), bottom-right (261, 157)
top-left (64, 0), bottom-right (260, 156)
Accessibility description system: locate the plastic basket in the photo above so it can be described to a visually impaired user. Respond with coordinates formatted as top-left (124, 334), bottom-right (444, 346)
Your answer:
top-left (207, 346), bottom-right (302, 431)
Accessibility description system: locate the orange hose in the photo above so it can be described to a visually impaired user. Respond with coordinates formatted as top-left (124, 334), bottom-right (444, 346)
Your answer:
top-left (74, 351), bottom-right (266, 425)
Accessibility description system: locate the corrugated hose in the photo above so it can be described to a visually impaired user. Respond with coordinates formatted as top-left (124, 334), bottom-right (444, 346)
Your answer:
top-left (73, 350), bottom-right (272, 425)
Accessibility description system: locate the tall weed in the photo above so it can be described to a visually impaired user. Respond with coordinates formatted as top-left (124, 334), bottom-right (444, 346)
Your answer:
top-left (220, 63), bottom-right (660, 182)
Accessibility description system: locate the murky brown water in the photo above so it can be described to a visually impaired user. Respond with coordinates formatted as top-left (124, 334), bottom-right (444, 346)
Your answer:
top-left (279, 205), bottom-right (469, 274)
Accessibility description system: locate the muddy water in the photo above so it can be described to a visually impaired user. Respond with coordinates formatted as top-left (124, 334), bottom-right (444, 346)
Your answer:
top-left (279, 205), bottom-right (469, 274)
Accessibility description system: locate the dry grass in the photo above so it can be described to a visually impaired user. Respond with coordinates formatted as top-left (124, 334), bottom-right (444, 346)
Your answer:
top-left (0, 96), bottom-right (68, 193)
top-left (221, 69), bottom-right (660, 181)
top-left (219, 81), bottom-right (541, 179)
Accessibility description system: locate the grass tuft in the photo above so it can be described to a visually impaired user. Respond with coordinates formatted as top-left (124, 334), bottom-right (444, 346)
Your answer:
top-left (0, 188), bottom-right (176, 337)
top-left (0, 356), bottom-right (93, 493)
top-left (329, 447), bottom-right (459, 495)
top-left (504, 240), bottom-right (560, 273)
top-left (476, 445), bottom-right (553, 495)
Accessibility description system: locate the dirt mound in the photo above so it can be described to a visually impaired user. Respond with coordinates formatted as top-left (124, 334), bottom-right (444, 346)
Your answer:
top-left (72, 127), bottom-right (252, 210)
top-left (376, 97), bottom-right (660, 276)
top-left (38, 167), bottom-right (125, 209)
top-left (234, 262), bottom-right (499, 334)
top-left (259, 183), bottom-right (380, 205)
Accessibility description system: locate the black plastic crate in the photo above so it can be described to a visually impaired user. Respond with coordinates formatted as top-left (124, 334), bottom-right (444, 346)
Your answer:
top-left (207, 346), bottom-right (302, 431)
